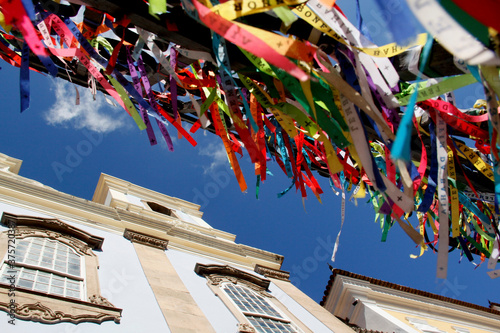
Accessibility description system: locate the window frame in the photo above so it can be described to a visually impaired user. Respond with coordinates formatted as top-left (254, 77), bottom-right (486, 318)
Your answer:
top-left (221, 282), bottom-right (299, 332)
top-left (0, 236), bottom-right (87, 300)
top-left (195, 263), bottom-right (310, 333)
top-left (0, 212), bottom-right (122, 324)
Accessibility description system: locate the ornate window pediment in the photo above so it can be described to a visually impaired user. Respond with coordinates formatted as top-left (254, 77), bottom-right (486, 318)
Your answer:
top-left (0, 212), bottom-right (122, 324)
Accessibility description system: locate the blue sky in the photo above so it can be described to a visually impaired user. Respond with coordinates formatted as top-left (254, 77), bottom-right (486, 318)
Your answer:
top-left (0, 0), bottom-right (497, 308)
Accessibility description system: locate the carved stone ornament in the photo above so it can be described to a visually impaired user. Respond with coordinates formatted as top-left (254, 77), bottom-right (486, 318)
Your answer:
top-left (88, 294), bottom-right (115, 307)
top-left (196, 264), bottom-right (272, 297)
top-left (238, 323), bottom-right (256, 333)
top-left (43, 230), bottom-right (62, 239)
top-left (206, 275), bottom-right (239, 286)
top-left (0, 301), bottom-right (121, 324)
top-left (254, 264), bottom-right (290, 281)
top-left (15, 229), bottom-right (36, 238)
top-left (68, 240), bottom-right (92, 256)
top-left (195, 264), bottom-right (271, 289)
top-left (123, 229), bottom-right (169, 250)
top-left (13, 227), bottom-right (93, 256)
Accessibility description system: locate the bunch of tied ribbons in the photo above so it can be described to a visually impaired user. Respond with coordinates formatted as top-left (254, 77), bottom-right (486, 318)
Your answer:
top-left (1, 0), bottom-right (500, 278)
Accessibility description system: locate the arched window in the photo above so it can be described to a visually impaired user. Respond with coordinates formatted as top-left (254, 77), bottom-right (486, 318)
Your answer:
top-left (195, 264), bottom-right (306, 333)
top-left (0, 237), bottom-right (84, 300)
top-left (0, 213), bottom-right (122, 324)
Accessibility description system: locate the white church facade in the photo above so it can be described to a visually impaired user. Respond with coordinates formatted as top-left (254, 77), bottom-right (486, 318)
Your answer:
top-left (0, 152), bottom-right (353, 333)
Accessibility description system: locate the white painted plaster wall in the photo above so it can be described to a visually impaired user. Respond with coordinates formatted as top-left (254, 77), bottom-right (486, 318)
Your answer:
top-left (124, 193), bottom-right (145, 208)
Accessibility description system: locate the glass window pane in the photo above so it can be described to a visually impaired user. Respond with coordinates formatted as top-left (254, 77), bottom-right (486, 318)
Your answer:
top-left (34, 282), bottom-right (49, 292)
top-left (52, 277), bottom-right (64, 287)
top-left (41, 256), bottom-right (53, 264)
top-left (66, 289), bottom-right (80, 299)
top-left (51, 286), bottom-right (64, 296)
top-left (18, 279), bottom-right (34, 289)
top-left (38, 275), bottom-right (50, 284)
top-left (56, 254), bottom-right (67, 261)
top-left (55, 260), bottom-right (66, 266)
top-left (0, 268), bottom-right (18, 284)
top-left (68, 255), bottom-right (79, 262)
top-left (66, 281), bottom-right (80, 290)
top-left (21, 271), bottom-right (35, 281)
top-left (54, 266), bottom-right (65, 273)
top-left (31, 244), bottom-right (42, 250)
top-left (68, 265), bottom-right (80, 276)
top-left (45, 241), bottom-right (56, 248)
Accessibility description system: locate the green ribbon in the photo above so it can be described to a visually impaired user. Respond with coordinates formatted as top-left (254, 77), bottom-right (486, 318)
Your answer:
top-left (396, 73), bottom-right (477, 106)
top-left (106, 75), bottom-right (146, 130)
top-left (148, 0), bottom-right (167, 19)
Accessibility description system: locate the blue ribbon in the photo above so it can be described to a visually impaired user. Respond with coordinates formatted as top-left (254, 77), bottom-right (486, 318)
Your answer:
top-left (275, 130), bottom-right (293, 178)
top-left (417, 122), bottom-right (437, 212)
top-left (20, 43), bottom-right (30, 113)
top-left (392, 35), bottom-right (433, 161)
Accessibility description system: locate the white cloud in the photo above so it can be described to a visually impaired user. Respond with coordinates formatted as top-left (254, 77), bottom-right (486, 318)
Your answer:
top-left (199, 141), bottom-right (228, 174)
top-left (44, 79), bottom-right (129, 133)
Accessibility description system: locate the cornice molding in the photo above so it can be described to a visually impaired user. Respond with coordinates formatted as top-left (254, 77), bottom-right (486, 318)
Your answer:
top-left (0, 175), bottom-right (120, 221)
top-left (1, 212), bottom-right (104, 250)
top-left (254, 264), bottom-right (290, 281)
top-left (123, 229), bottom-right (169, 250)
